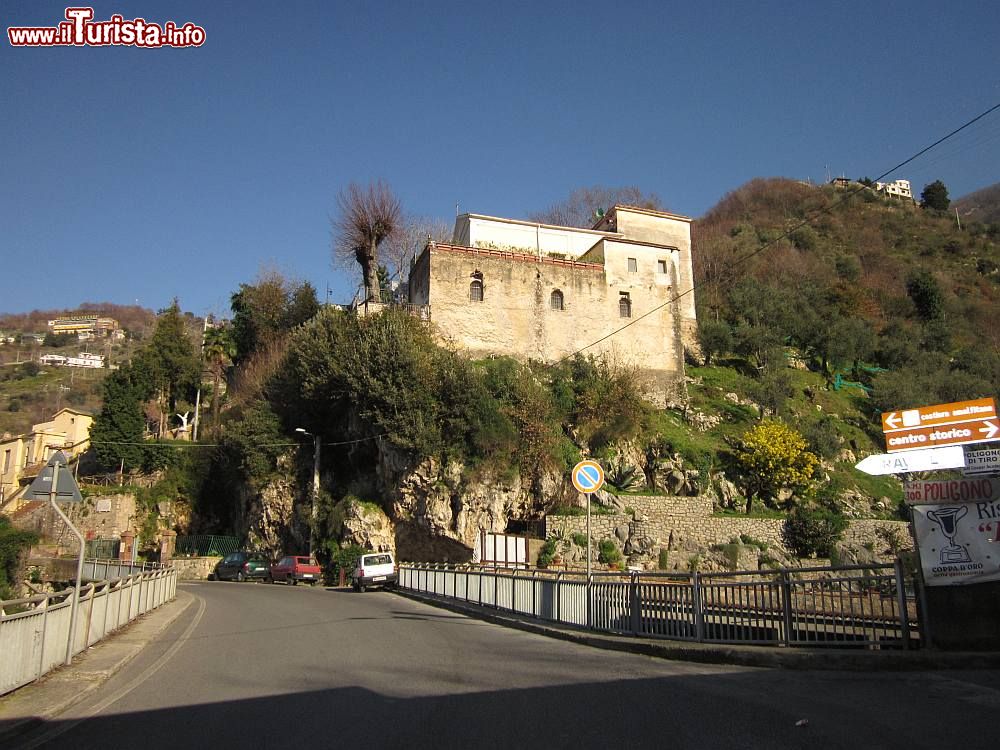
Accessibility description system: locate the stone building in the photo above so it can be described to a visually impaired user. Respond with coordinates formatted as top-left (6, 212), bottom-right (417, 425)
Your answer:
top-left (408, 205), bottom-right (697, 396)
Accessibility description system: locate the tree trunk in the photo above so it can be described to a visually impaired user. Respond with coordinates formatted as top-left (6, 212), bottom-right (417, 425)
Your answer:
top-left (211, 367), bottom-right (221, 434)
top-left (363, 241), bottom-right (380, 303)
top-left (745, 494), bottom-right (754, 515)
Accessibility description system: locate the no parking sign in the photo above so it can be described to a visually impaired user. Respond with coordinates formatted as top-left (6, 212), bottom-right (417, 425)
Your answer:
top-left (572, 460), bottom-right (605, 494)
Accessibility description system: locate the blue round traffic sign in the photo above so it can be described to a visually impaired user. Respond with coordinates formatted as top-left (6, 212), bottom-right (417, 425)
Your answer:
top-left (572, 460), bottom-right (605, 493)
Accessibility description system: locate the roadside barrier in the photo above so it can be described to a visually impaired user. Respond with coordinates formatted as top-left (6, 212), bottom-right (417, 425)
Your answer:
top-left (0, 567), bottom-right (177, 696)
top-left (399, 562), bottom-right (919, 649)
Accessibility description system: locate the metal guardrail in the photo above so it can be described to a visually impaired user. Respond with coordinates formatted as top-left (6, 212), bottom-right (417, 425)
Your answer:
top-left (0, 567), bottom-right (177, 696)
top-left (399, 561), bottom-right (919, 649)
top-left (81, 559), bottom-right (163, 582)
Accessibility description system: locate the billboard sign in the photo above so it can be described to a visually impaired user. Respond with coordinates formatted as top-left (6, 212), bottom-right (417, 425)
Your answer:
top-left (881, 397), bottom-right (997, 453)
top-left (963, 445), bottom-right (1000, 477)
top-left (911, 499), bottom-right (1000, 586)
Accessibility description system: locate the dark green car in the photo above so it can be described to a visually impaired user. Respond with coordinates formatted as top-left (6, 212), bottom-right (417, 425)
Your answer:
top-left (210, 552), bottom-right (271, 582)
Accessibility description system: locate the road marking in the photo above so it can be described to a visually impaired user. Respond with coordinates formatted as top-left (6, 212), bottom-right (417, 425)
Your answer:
top-left (20, 591), bottom-right (207, 749)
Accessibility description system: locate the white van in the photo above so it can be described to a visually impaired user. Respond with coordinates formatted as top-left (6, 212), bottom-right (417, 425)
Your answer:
top-left (351, 551), bottom-right (397, 592)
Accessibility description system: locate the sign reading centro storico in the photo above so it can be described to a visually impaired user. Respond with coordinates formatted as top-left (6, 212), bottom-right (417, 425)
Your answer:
top-left (881, 397), bottom-right (998, 453)
top-left (909, 486), bottom-right (1000, 586)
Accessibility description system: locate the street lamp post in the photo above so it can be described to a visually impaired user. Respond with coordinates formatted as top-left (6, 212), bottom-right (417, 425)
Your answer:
top-left (295, 428), bottom-right (321, 556)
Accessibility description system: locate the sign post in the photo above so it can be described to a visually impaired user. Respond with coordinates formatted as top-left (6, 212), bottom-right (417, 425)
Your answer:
top-left (855, 446), bottom-right (966, 475)
top-left (571, 460), bottom-right (605, 628)
top-left (25, 451), bottom-right (84, 666)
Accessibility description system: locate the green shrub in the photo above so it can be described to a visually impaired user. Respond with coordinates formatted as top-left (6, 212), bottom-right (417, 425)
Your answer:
top-left (571, 532), bottom-right (589, 548)
top-left (782, 506), bottom-right (848, 558)
top-left (327, 542), bottom-right (367, 584)
top-left (597, 539), bottom-right (622, 566)
top-left (537, 538), bottom-right (559, 568)
top-left (657, 548), bottom-right (670, 570)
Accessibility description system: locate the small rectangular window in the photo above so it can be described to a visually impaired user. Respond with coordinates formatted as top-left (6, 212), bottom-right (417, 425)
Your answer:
top-left (657, 259), bottom-right (668, 274)
top-left (627, 257), bottom-right (637, 273)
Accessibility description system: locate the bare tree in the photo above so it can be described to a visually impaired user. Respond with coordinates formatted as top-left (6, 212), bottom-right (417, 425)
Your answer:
top-left (333, 181), bottom-right (401, 303)
top-left (528, 185), bottom-right (666, 228)
top-left (382, 215), bottom-right (452, 286)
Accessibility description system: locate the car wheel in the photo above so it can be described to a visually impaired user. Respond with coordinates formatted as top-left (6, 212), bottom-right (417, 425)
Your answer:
top-left (352, 582), bottom-right (361, 592)
top-left (208, 573), bottom-right (216, 581)
top-left (359, 583), bottom-right (367, 593)
top-left (268, 574), bottom-right (274, 584)
top-left (236, 571), bottom-right (245, 583)
top-left (291, 577), bottom-right (298, 586)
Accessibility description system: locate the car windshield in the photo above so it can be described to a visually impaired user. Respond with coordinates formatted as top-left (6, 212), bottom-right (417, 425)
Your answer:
top-left (294, 557), bottom-right (315, 565)
top-left (364, 554), bottom-right (392, 566)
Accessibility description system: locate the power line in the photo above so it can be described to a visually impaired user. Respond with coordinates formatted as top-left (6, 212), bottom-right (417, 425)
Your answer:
top-left (89, 434), bottom-right (385, 449)
top-left (555, 100), bottom-right (1000, 364)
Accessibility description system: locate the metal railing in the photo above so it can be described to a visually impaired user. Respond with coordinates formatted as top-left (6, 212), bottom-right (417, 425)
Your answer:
top-left (81, 558), bottom-right (163, 581)
top-left (175, 535), bottom-right (239, 557)
top-left (0, 567), bottom-right (177, 696)
top-left (399, 562), bottom-right (919, 649)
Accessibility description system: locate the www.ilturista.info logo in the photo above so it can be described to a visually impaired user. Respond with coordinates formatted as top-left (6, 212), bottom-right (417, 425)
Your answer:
top-left (8, 7), bottom-right (205, 48)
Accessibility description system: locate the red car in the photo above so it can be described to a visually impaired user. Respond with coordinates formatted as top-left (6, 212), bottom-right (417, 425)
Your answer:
top-left (269, 555), bottom-right (321, 585)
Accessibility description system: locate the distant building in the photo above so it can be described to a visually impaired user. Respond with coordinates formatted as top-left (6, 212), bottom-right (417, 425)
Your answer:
top-left (875, 179), bottom-right (913, 201)
top-left (47, 314), bottom-right (120, 338)
top-left (407, 204), bottom-right (697, 399)
top-left (830, 177), bottom-right (852, 189)
top-left (39, 353), bottom-right (68, 366)
top-left (0, 408), bottom-right (93, 510)
top-left (66, 352), bottom-right (104, 368)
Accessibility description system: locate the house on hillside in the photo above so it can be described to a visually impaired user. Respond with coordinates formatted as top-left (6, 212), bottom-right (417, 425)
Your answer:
top-left (0, 408), bottom-right (93, 510)
top-left (875, 179), bottom-right (913, 201)
top-left (406, 204), bottom-right (697, 399)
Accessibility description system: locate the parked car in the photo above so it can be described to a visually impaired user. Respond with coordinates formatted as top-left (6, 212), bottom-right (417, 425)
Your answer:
top-left (270, 555), bottom-right (321, 585)
top-left (209, 552), bottom-right (271, 582)
top-left (351, 551), bottom-right (397, 592)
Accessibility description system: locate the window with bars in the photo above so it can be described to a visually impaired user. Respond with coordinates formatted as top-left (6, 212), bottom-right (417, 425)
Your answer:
top-left (470, 279), bottom-right (483, 302)
top-left (550, 290), bottom-right (564, 311)
top-left (619, 292), bottom-right (631, 318)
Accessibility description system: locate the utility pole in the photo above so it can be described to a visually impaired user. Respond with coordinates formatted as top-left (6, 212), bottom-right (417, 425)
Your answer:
top-left (192, 315), bottom-right (209, 441)
top-left (296, 428), bottom-right (321, 556)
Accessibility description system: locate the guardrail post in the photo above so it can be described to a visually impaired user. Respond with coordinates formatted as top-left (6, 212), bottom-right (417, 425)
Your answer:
top-left (780, 570), bottom-right (793, 646)
top-left (692, 571), bottom-right (704, 642)
top-left (630, 572), bottom-right (640, 635)
top-left (894, 557), bottom-right (911, 649)
top-left (37, 594), bottom-right (50, 680)
top-left (84, 583), bottom-right (95, 648)
top-left (555, 573), bottom-right (561, 623)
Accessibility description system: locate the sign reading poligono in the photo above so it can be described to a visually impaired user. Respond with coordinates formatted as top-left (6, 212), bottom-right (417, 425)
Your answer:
top-left (910, 492), bottom-right (1000, 586)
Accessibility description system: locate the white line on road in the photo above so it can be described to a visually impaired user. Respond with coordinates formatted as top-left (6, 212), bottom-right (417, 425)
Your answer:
top-left (20, 591), bottom-right (207, 749)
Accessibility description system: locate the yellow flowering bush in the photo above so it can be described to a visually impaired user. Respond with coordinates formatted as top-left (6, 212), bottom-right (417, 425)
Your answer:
top-left (734, 420), bottom-right (819, 513)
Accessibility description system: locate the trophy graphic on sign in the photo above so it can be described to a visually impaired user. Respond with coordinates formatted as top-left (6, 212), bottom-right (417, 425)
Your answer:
top-left (927, 506), bottom-right (972, 564)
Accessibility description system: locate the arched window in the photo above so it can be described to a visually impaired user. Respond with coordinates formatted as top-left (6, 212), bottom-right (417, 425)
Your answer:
top-left (550, 289), bottom-right (564, 311)
top-left (470, 278), bottom-right (483, 302)
top-left (619, 292), bottom-right (631, 318)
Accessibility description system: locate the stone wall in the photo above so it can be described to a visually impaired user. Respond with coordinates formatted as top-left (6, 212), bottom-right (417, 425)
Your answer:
top-left (171, 556), bottom-right (222, 581)
top-left (544, 494), bottom-right (911, 563)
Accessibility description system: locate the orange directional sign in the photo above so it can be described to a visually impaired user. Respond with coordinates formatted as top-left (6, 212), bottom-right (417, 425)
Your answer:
top-left (882, 397), bottom-right (998, 453)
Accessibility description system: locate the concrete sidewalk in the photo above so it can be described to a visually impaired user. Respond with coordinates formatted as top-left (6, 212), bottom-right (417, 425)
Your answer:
top-left (395, 588), bottom-right (1000, 671)
top-left (0, 590), bottom-right (193, 743)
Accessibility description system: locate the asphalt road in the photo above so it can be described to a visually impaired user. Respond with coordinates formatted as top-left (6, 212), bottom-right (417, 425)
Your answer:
top-left (11, 580), bottom-right (1000, 749)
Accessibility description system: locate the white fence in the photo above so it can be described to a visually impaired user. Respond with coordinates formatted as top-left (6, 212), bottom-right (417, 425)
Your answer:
top-left (0, 568), bottom-right (177, 696)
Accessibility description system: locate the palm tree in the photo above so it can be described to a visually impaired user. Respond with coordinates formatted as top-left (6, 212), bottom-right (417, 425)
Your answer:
top-left (203, 325), bottom-right (236, 433)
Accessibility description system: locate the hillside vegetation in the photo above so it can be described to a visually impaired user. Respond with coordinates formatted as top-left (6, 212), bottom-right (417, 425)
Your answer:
top-left (954, 181), bottom-right (1000, 225)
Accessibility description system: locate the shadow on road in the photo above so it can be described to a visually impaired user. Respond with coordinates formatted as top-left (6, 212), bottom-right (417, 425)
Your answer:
top-left (4, 670), bottom-right (992, 750)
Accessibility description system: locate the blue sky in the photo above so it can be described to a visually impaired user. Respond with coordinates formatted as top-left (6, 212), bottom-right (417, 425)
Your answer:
top-left (3, 1), bottom-right (998, 318)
